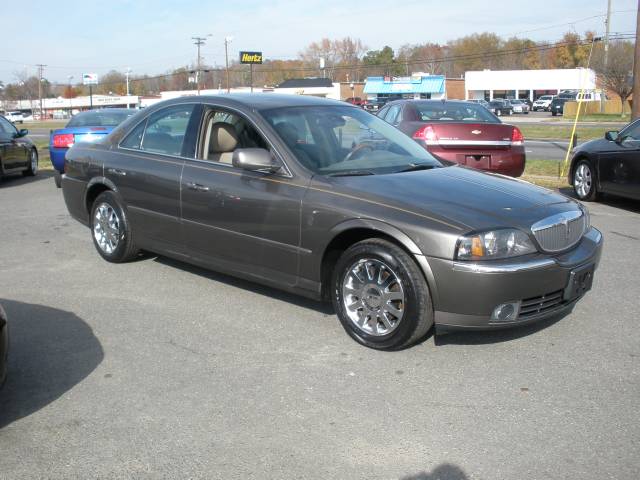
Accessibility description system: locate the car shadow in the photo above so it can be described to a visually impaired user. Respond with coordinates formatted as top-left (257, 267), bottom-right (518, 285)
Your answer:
top-left (434, 309), bottom-right (571, 346)
top-left (0, 170), bottom-right (55, 188)
top-left (153, 256), bottom-right (335, 316)
top-left (402, 463), bottom-right (469, 479)
top-left (0, 299), bottom-right (103, 429)
top-left (560, 187), bottom-right (640, 214)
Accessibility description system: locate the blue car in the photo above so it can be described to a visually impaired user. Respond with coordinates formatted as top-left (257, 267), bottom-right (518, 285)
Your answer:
top-left (50, 108), bottom-right (136, 187)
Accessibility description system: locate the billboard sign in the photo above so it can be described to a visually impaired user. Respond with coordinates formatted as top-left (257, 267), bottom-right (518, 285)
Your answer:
top-left (82, 73), bottom-right (99, 85)
top-left (239, 51), bottom-right (263, 64)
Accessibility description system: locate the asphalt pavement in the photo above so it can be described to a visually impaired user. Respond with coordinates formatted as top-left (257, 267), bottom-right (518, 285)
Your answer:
top-left (0, 172), bottom-right (639, 479)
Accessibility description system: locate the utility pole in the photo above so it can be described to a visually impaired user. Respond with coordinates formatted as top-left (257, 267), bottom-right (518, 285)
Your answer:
top-left (192, 35), bottom-right (210, 95)
top-left (225, 36), bottom-right (233, 93)
top-left (601, 0), bottom-right (612, 113)
top-left (36, 64), bottom-right (46, 120)
top-left (632, 0), bottom-right (640, 120)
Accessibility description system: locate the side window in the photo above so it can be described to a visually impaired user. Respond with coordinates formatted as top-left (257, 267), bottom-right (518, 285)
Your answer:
top-left (199, 109), bottom-right (269, 164)
top-left (120, 120), bottom-right (146, 149)
top-left (0, 117), bottom-right (17, 135)
top-left (377, 106), bottom-right (389, 120)
top-left (140, 104), bottom-right (195, 156)
top-left (385, 104), bottom-right (401, 124)
top-left (622, 121), bottom-right (640, 141)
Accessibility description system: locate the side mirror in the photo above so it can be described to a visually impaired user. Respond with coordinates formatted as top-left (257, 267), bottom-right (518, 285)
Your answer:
top-left (15, 129), bottom-right (28, 138)
top-left (605, 130), bottom-right (619, 142)
top-left (232, 148), bottom-right (281, 173)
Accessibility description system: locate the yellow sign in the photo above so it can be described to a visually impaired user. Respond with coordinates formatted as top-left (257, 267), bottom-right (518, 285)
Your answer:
top-left (240, 51), bottom-right (263, 64)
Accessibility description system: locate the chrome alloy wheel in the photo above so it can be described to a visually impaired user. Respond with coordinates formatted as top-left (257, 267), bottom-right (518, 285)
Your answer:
top-left (341, 258), bottom-right (405, 336)
top-left (30, 150), bottom-right (38, 173)
top-left (574, 163), bottom-right (593, 199)
top-left (93, 203), bottom-right (121, 254)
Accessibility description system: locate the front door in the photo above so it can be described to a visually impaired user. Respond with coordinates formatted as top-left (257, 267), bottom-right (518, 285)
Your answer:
top-left (181, 107), bottom-right (305, 287)
top-left (0, 117), bottom-right (26, 172)
top-left (599, 120), bottom-right (640, 199)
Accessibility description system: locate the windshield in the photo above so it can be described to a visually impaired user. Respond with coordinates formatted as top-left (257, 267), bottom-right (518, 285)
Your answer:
top-left (67, 110), bottom-right (135, 127)
top-left (260, 105), bottom-right (442, 176)
top-left (413, 102), bottom-right (498, 123)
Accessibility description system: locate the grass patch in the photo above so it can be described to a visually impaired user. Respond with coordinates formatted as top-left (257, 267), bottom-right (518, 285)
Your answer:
top-left (24, 120), bottom-right (68, 129)
top-left (34, 139), bottom-right (53, 171)
top-left (521, 159), bottom-right (570, 190)
top-left (520, 124), bottom-right (610, 141)
top-left (563, 113), bottom-right (630, 122)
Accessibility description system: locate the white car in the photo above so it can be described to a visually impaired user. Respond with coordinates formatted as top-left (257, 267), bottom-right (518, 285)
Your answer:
top-left (3, 111), bottom-right (24, 123)
top-left (532, 96), bottom-right (555, 112)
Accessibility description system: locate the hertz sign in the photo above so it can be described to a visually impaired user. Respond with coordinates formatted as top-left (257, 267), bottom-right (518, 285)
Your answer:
top-left (240, 51), bottom-right (263, 64)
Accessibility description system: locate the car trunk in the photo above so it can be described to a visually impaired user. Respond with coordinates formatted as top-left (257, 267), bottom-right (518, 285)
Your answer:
top-left (406, 121), bottom-right (517, 171)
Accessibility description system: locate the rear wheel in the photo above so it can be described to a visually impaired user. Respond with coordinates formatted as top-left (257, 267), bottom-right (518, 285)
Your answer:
top-left (90, 191), bottom-right (139, 262)
top-left (332, 239), bottom-right (433, 350)
top-left (573, 160), bottom-right (599, 201)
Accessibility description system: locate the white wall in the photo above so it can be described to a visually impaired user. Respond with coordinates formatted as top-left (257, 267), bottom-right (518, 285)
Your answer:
top-left (465, 68), bottom-right (596, 97)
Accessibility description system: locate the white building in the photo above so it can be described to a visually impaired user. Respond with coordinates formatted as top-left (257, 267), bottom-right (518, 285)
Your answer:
top-left (465, 68), bottom-right (597, 101)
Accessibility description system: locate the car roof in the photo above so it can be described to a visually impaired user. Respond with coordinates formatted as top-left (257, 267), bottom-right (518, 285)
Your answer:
top-left (159, 93), bottom-right (350, 111)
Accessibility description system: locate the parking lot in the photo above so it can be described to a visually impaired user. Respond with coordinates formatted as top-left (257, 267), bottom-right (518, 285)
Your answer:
top-left (0, 172), bottom-right (639, 479)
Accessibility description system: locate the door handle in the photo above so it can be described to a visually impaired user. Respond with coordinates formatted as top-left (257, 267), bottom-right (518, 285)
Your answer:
top-left (186, 182), bottom-right (210, 192)
top-left (107, 168), bottom-right (127, 176)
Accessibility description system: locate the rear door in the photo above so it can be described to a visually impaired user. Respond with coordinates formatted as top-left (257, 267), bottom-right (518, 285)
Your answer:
top-left (599, 120), bottom-right (640, 199)
top-left (110, 103), bottom-right (201, 253)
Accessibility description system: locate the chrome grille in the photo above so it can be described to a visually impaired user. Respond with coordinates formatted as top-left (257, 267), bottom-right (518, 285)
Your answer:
top-left (531, 211), bottom-right (585, 252)
top-left (519, 290), bottom-right (564, 318)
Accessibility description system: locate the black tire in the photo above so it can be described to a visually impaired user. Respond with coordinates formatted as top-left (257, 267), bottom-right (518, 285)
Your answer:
top-left (332, 238), bottom-right (434, 350)
top-left (90, 191), bottom-right (139, 263)
top-left (54, 173), bottom-right (62, 188)
top-left (572, 159), bottom-right (599, 201)
top-left (22, 149), bottom-right (38, 177)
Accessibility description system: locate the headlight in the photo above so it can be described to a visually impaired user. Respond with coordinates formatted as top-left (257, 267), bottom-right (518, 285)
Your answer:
top-left (456, 229), bottom-right (537, 260)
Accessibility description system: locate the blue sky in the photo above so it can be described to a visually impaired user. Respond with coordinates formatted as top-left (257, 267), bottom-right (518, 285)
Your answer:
top-left (1, 0), bottom-right (637, 83)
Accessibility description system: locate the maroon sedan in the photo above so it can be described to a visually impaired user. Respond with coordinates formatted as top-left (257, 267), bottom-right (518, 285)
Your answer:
top-left (377, 100), bottom-right (525, 177)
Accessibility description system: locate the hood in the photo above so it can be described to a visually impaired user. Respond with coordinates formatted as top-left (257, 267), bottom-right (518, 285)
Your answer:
top-left (330, 165), bottom-right (580, 233)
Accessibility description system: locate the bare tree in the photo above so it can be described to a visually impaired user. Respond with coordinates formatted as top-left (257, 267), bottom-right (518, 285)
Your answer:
top-left (592, 40), bottom-right (635, 116)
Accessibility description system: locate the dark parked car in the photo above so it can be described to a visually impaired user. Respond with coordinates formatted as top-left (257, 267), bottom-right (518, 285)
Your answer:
top-left (569, 119), bottom-right (640, 201)
top-left (488, 99), bottom-right (513, 116)
top-left (49, 108), bottom-right (136, 187)
top-left (0, 304), bottom-right (7, 387)
top-left (550, 97), bottom-right (567, 116)
top-left (377, 99), bottom-right (525, 177)
top-left (363, 98), bottom-right (387, 112)
top-left (61, 94), bottom-right (602, 350)
top-left (0, 115), bottom-right (38, 181)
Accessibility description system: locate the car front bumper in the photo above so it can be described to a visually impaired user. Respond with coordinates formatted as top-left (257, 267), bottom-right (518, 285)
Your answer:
top-left (427, 227), bottom-right (603, 332)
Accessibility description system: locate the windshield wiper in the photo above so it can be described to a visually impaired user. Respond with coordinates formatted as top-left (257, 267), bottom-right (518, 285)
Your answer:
top-left (327, 170), bottom-right (376, 177)
top-left (395, 163), bottom-right (439, 173)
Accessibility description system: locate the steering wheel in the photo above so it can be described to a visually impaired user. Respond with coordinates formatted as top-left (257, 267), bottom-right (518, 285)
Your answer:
top-left (344, 143), bottom-right (374, 162)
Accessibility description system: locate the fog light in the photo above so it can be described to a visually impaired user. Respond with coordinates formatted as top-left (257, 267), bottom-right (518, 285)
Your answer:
top-left (491, 302), bottom-right (521, 322)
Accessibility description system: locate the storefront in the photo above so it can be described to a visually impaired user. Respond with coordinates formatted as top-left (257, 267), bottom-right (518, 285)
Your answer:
top-left (363, 74), bottom-right (446, 101)
top-left (465, 68), bottom-right (596, 101)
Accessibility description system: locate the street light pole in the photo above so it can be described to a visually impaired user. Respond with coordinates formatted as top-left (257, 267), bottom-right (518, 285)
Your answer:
top-left (225, 36), bottom-right (233, 93)
top-left (68, 75), bottom-right (73, 116)
top-left (36, 64), bottom-right (46, 120)
top-left (125, 68), bottom-right (132, 108)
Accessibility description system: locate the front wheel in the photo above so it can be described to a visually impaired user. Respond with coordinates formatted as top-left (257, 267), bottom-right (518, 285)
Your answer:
top-left (573, 160), bottom-right (599, 201)
top-left (23, 149), bottom-right (38, 177)
top-left (90, 191), bottom-right (139, 262)
top-left (332, 239), bottom-right (434, 350)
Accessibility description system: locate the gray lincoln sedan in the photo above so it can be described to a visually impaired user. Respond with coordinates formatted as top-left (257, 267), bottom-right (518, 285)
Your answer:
top-left (61, 94), bottom-right (603, 350)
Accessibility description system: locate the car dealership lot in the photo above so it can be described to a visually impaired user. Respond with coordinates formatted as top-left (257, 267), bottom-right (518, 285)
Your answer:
top-left (1, 174), bottom-right (639, 479)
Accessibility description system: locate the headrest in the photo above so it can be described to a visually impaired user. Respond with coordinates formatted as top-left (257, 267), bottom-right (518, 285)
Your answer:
top-left (209, 122), bottom-right (238, 153)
